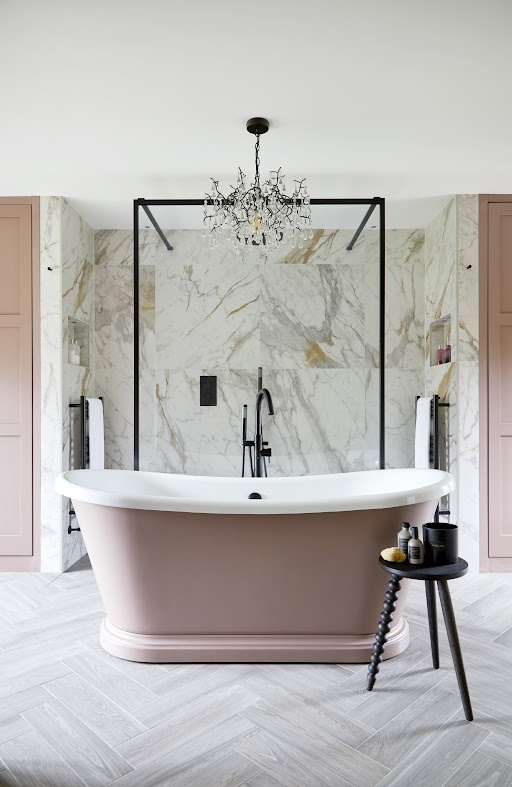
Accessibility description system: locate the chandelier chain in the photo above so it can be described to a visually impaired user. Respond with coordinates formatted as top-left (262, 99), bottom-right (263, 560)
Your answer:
top-left (254, 134), bottom-right (260, 187)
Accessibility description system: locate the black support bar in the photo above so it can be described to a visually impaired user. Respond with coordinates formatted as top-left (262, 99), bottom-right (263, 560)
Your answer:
top-left (379, 199), bottom-right (385, 469)
top-left (141, 204), bottom-right (173, 251)
top-left (134, 197), bottom-right (386, 472)
top-left (347, 203), bottom-right (377, 251)
top-left (134, 200), bottom-right (140, 471)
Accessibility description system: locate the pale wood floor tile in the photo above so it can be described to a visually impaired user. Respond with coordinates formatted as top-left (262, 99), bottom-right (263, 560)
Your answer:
top-left (357, 683), bottom-right (461, 766)
top-left (0, 662), bottom-right (72, 701)
top-left (63, 651), bottom-right (157, 713)
top-left (349, 658), bottom-right (450, 729)
top-left (146, 663), bottom-right (229, 696)
top-left (460, 584), bottom-right (512, 619)
top-left (0, 716), bottom-right (31, 746)
top-left (117, 684), bottom-right (259, 769)
top-left (0, 620), bottom-right (97, 653)
top-left (450, 575), bottom-right (508, 609)
top-left (170, 749), bottom-right (261, 787)
top-left (240, 702), bottom-right (388, 787)
top-left (134, 664), bottom-right (256, 729)
top-left (111, 716), bottom-right (258, 787)
top-left (237, 730), bottom-right (354, 787)
top-left (243, 772), bottom-right (288, 787)
top-left (443, 750), bottom-right (512, 787)
top-left (80, 636), bottom-right (167, 685)
top-left (0, 687), bottom-right (50, 722)
top-left (294, 663), bottom-right (353, 685)
top-left (0, 731), bottom-right (86, 787)
top-left (22, 700), bottom-right (133, 786)
top-left (0, 769), bottom-right (19, 786)
top-left (242, 672), bottom-right (374, 749)
top-left (0, 562), bottom-right (509, 786)
top-left (375, 720), bottom-right (490, 787)
top-left (44, 672), bottom-right (147, 747)
top-left (478, 731), bottom-right (512, 768)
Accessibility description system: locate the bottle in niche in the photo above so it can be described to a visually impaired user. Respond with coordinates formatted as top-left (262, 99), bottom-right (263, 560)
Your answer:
top-left (397, 522), bottom-right (412, 557)
top-left (436, 345), bottom-right (444, 365)
top-left (444, 343), bottom-right (451, 362)
top-left (408, 527), bottom-right (425, 565)
top-left (72, 340), bottom-right (81, 366)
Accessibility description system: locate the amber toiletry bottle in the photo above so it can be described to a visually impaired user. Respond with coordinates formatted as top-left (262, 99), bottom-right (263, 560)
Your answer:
top-left (398, 522), bottom-right (412, 557)
top-left (408, 527), bottom-right (425, 565)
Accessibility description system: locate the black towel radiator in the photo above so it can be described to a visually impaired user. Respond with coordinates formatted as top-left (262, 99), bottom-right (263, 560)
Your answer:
top-left (416, 394), bottom-right (450, 524)
top-left (67, 396), bottom-right (102, 534)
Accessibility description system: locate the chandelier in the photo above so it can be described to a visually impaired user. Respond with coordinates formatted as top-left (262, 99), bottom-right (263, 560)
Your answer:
top-left (203, 118), bottom-right (313, 255)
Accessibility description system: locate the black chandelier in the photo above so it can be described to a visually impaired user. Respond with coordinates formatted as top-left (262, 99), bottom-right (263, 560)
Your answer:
top-left (203, 117), bottom-right (313, 255)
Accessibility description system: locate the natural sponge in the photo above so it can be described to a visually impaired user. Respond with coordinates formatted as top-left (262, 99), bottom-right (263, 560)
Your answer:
top-left (381, 547), bottom-right (407, 563)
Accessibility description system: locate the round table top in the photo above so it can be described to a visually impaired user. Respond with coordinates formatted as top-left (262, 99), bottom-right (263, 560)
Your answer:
top-left (379, 555), bottom-right (468, 581)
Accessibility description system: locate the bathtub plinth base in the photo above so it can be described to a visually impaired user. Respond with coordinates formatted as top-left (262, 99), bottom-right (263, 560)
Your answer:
top-left (100, 616), bottom-right (410, 663)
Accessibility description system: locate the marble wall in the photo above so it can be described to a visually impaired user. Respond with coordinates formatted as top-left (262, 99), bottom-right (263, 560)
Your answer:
top-left (40, 197), bottom-right (63, 573)
top-left (424, 195), bottom-right (479, 569)
top-left (38, 197), bottom-right (481, 571)
top-left (94, 226), bottom-right (424, 476)
top-left (40, 198), bottom-right (95, 572)
top-left (456, 195), bottom-right (480, 569)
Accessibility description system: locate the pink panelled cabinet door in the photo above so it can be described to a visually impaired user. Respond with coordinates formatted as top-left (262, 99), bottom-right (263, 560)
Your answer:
top-left (488, 204), bottom-right (512, 557)
top-left (0, 205), bottom-right (33, 555)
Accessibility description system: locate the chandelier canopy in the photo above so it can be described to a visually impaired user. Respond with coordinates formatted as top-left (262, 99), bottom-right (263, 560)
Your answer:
top-left (203, 118), bottom-right (313, 255)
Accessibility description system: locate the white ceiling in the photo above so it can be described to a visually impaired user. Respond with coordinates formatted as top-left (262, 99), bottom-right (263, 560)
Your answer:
top-left (1, 0), bottom-right (511, 229)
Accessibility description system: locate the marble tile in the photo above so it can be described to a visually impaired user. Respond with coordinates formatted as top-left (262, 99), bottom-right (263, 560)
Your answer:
top-left (153, 229), bottom-right (260, 268)
top-left (365, 234), bottom-right (425, 370)
top-left (261, 264), bottom-right (365, 370)
top-left (140, 266), bottom-right (155, 371)
top-left (375, 368), bottom-right (424, 469)
top-left (457, 362), bottom-right (479, 564)
top-left (61, 199), bottom-right (94, 324)
top-left (95, 229), bottom-right (155, 268)
top-left (62, 364), bottom-right (92, 569)
top-left (265, 369), bottom-right (368, 474)
top-left (94, 261), bottom-right (134, 374)
top-left (40, 197), bottom-right (63, 573)
top-left (154, 369), bottom-right (257, 475)
top-left (457, 195), bottom-right (479, 365)
top-left (153, 368), bottom-right (369, 476)
top-left (96, 370), bottom-right (134, 471)
top-left (265, 229), bottom-right (365, 267)
top-left (456, 194), bottom-right (479, 568)
top-left (91, 225), bottom-right (426, 481)
top-left (60, 200), bottom-right (95, 571)
top-left (155, 262), bottom-right (260, 370)
top-left (365, 227), bottom-right (425, 267)
top-left (425, 199), bottom-right (457, 360)
top-left (139, 370), bottom-right (158, 472)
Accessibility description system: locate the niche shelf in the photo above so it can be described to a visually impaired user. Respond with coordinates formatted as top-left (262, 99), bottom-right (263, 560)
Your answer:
top-left (67, 316), bottom-right (90, 368)
top-left (429, 315), bottom-right (451, 366)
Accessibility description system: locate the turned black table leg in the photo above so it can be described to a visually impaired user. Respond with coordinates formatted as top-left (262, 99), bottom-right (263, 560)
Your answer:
top-left (367, 574), bottom-right (401, 691)
top-left (425, 580), bottom-right (440, 669)
top-left (437, 578), bottom-right (473, 721)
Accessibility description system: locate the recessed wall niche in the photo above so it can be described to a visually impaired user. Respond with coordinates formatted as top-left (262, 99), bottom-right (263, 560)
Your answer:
top-left (67, 316), bottom-right (90, 368)
top-left (429, 315), bottom-right (451, 366)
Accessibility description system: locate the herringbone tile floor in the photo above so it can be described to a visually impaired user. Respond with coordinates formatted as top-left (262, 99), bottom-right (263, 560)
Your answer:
top-left (0, 557), bottom-right (511, 786)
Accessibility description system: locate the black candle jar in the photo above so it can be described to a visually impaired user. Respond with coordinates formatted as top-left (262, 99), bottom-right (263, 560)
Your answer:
top-left (422, 523), bottom-right (458, 566)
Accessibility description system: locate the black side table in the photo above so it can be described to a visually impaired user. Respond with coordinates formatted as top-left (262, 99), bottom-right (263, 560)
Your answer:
top-left (366, 557), bottom-right (473, 722)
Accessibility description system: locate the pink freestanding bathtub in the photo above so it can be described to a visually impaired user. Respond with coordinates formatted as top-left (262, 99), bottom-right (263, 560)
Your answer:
top-left (56, 468), bottom-right (454, 663)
